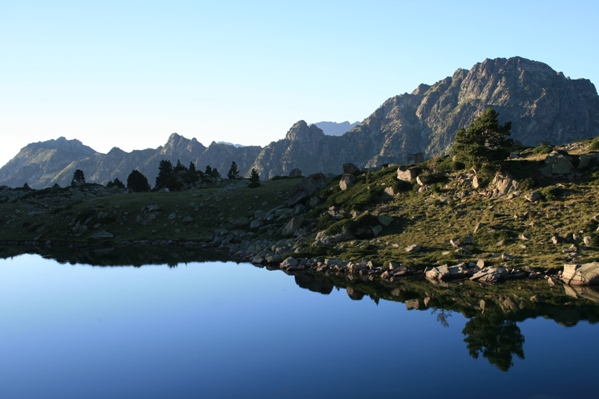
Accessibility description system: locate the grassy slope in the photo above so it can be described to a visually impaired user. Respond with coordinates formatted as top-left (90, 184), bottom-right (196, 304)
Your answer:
top-left (1, 139), bottom-right (599, 271)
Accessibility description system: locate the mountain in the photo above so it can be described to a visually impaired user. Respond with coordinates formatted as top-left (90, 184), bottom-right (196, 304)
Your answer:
top-left (0, 137), bottom-right (98, 188)
top-left (0, 133), bottom-right (261, 189)
top-left (313, 121), bottom-right (359, 136)
top-left (2, 56), bottom-right (599, 186)
top-left (250, 56), bottom-right (599, 178)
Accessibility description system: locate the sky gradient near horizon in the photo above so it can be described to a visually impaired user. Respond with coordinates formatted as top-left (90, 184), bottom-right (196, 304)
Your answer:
top-left (1, 1), bottom-right (598, 168)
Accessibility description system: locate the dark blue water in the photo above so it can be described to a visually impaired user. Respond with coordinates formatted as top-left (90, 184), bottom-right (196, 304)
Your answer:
top-left (1, 254), bottom-right (597, 399)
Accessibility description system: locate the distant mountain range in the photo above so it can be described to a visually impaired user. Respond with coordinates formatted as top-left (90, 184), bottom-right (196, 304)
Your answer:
top-left (1, 56), bottom-right (598, 188)
top-left (314, 121), bottom-right (359, 136)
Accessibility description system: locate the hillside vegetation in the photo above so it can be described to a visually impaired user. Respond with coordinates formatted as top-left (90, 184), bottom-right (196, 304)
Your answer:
top-left (2, 136), bottom-right (599, 279)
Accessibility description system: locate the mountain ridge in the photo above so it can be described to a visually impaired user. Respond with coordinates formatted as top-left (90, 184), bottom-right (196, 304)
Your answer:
top-left (2, 56), bottom-right (598, 187)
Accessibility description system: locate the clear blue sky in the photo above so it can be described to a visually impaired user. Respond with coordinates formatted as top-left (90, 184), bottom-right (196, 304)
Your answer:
top-left (1, 0), bottom-right (598, 167)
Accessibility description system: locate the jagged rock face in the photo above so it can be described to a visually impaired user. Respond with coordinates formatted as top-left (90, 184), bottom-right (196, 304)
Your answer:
top-left (249, 121), bottom-right (340, 179)
top-left (250, 57), bottom-right (599, 178)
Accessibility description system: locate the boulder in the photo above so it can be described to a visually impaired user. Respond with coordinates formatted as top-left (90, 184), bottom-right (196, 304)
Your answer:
top-left (470, 267), bottom-right (509, 284)
top-left (250, 220), bottom-right (262, 229)
top-left (339, 174), bottom-right (355, 190)
top-left (525, 191), bottom-right (542, 202)
top-left (562, 262), bottom-right (599, 286)
top-left (540, 151), bottom-right (574, 176)
top-left (397, 166), bottom-right (419, 182)
top-left (377, 215), bottom-right (393, 226)
top-left (405, 244), bottom-right (421, 253)
top-left (288, 173), bottom-right (328, 206)
top-left (289, 168), bottom-right (303, 177)
top-left (491, 172), bottom-right (520, 197)
top-left (371, 225), bottom-right (383, 236)
top-left (234, 217), bottom-right (250, 228)
top-left (425, 264), bottom-right (469, 281)
top-left (90, 231), bottom-right (114, 239)
top-left (282, 216), bottom-right (304, 236)
top-left (343, 163), bottom-right (360, 175)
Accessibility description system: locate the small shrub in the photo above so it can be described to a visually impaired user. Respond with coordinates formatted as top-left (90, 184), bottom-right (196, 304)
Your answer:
top-left (530, 145), bottom-right (554, 155)
top-left (590, 137), bottom-right (599, 151)
top-left (247, 182), bottom-right (261, 188)
top-left (452, 161), bottom-right (466, 171)
top-left (540, 186), bottom-right (565, 201)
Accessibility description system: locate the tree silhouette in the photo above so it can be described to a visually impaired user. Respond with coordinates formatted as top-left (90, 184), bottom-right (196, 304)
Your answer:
top-left (71, 169), bottom-right (86, 186)
top-left (106, 178), bottom-right (125, 189)
top-left (127, 170), bottom-right (151, 192)
top-left (155, 160), bottom-right (173, 190)
top-left (227, 161), bottom-right (240, 180)
top-left (249, 168), bottom-right (260, 182)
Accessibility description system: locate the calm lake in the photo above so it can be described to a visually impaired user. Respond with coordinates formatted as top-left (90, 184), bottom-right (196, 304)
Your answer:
top-left (1, 253), bottom-right (598, 399)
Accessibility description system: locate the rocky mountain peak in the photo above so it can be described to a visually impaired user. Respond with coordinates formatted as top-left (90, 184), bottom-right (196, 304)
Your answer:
top-left (285, 120), bottom-right (325, 143)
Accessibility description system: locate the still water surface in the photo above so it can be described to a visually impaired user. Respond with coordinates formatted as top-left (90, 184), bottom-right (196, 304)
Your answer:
top-left (1, 254), bottom-right (597, 399)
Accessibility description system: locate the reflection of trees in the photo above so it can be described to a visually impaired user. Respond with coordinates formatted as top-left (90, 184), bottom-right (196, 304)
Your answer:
top-left (432, 308), bottom-right (452, 328)
top-left (463, 314), bottom-right (525, 372)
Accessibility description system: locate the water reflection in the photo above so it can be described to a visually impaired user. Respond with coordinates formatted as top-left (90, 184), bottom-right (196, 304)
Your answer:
top-left (290, 271), bottom-right (599, 371)
top-left (3, 246), bottom-right (598, 372)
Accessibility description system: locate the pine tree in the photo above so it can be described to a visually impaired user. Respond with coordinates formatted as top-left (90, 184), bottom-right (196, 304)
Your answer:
top-left (155, 160), bottom-right (173, 189)
top-left (127, 170), bottom-right (151, 192)
top-left (71, 169), bottom-right (86, 186)
top-left (249, 168), bottom-right (260, 182)
top-left (453, 108), bottom-right (513, 172)
top-left (227, 161), bottom-right (240, 180)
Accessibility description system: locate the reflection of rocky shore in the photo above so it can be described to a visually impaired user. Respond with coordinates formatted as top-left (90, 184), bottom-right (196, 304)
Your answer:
top-left (287, 270), bottom-right (599, 371)
top-left (0, 245), bottom-right (231, 267)
top-left (3, 245), bottom-right (598, 371)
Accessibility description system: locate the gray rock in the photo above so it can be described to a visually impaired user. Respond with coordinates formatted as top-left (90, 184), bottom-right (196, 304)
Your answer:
top-left (541, 151), bottom-right (574, 176)
top-left (470, 267), bottom-right (509, 284)
top-left (234, 217), bottom-right (250, 228)
top-left (182, 216), bottom-right (194, 223)
top-left (405, 244), bottom-right (421, 253)
top-left (250, 220), bottom-right (262, 229)
top-left (425, 264), bottom-right (469, 281)
top-left (397, 167), bottom-right (419, 182)
top-left (462, 234), bottom-right (474, 244)
top-left (339, 174), bottom-right (355, 190)
top-left (282, 216), bottom-right (304, 236)
top-left (343, 163), bottom-right (360, 175)
top-left (90, 231), bottom-right (114, 239)
top-left (491, 172), bottom-right (520, 197)
top-left (377, 215), bottom-right (393, 226)
top-left (371, 225), bottom-right (383, 236)
top-left (562, 262), bottom-right (599, 285)
top-left (288, 173), bottom-right (328, 206)
top-left (289, 168), bottom-right (303, 177)
top-left (168, 212), bottom-right (177, 220)
top-left (525, 191), bottom-right (542, 202)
